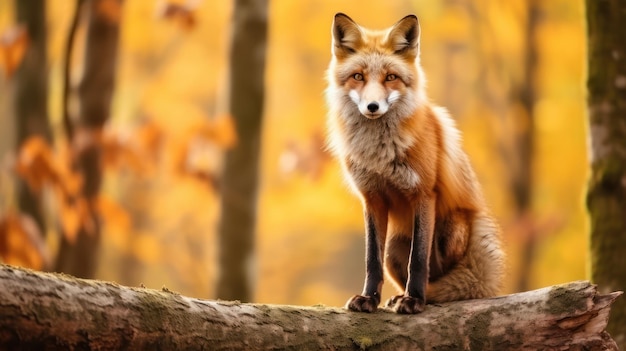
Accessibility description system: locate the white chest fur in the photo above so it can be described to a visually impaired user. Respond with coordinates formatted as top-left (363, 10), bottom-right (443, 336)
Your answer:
top-left (341, 115), bottom-right (420, 190)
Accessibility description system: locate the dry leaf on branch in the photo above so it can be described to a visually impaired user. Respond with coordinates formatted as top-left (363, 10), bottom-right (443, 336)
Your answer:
top-left (106, 122), bottom-right (165, 174)
top-left (195, 114), bottom-right (237, 150)
top-left (156, 0), bottom-right (199, 31)
top-left (172, 115), bottom-right (237, 190)
top-left (17, 136), bottom-right (85, 200)
top-left (97, 0), bottom-right (123, 24)
top-left (96, 195), bottom-right (131, 239)
top-left (134, 120), bottom-right (165, 161)
top-left (279, 131), bottom-right (331, 180)
top-left (0, 25), bottom-right (29, 78)
top-left (16, 137), bottom-right (62, 193)
top-left (0, 212), bottom-right (49, 270)
top-left (58, 195), bottom-right (97, 244)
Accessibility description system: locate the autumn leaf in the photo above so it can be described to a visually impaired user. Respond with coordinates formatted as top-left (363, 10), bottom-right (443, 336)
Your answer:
top-left (185, 169), bottom-right (220, 190)
top-left (17, 137), bottom-right (84, 200)
top-left (207, 114), bottom-right (238, 150)
top-left (15, 137), bottom-right (96, 243)
top-left (135, 120), bottom-right (165, 162)
top-left (97, 0), bottom-right (123, 24)
top-left (58, 197), bottom-right (82, 243)
top-left (170, 115), bottom-right (238, 189)
top-left (156, 0), bottom-right (198, 31)
top-left (101, 121), bottom-right (167, 174)
top-left (176, 135), bottom-right (221, 190)
top-left (0, 25), bottom-right (29, 78)
top-left (101, 132), bottom-right (146, 173)
top-left (279, 131), bottom-right (330, 180)
top-left (58, 168), bottom-right (84, 199)
top-left (16, 136), bottom-right (61, 193)
top-left (96, 195), bottom-right (131, 246)
top-left (0, 212), bottom-right (49, 270)
top-left (58, 195), bottom-right (96, 243)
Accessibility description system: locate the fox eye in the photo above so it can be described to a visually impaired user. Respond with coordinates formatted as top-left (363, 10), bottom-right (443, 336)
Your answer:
top-left (386, 74), bottom-right (397, 81)
top-left (353, 73), bottom-right (364, 81)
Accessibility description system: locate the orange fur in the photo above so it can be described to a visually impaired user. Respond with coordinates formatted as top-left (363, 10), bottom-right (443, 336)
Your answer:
top-left (326, 13), bottom-right (504, 313)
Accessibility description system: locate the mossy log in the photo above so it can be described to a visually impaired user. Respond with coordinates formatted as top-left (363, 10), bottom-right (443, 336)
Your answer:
top-left (585, 0), bottom-right (626, 347)
top-left (0, 264), bottom-right (621, 350)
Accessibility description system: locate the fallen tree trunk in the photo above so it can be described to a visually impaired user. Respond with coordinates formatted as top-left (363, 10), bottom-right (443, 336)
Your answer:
top-left (0, 264), bottom-right (621, 350)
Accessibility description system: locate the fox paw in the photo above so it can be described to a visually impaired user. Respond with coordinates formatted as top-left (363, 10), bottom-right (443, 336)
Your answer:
top-left (346, 294), bottom-right (379, 313)
top-left (385, 295), bottom-right (425, 314)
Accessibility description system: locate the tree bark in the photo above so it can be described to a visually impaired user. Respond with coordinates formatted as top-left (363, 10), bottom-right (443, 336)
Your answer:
top-left (586, 0), bottom-right (626, 348)
top-left (216, 0), bottom-right (268, 302)
top-left (513, 0), bottom-right (540, 293)
top-left (54, 0), bottom-right (123, 278)
top-left (0, 264), bottom-right (621, 350)
top-left (14, 0), bottom-right (51, 236)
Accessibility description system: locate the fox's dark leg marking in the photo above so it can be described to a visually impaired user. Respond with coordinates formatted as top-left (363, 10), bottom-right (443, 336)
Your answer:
top-left (387, 196), bottom-right (435, 314)
top-left (346, 212), bottom-right (385, 312)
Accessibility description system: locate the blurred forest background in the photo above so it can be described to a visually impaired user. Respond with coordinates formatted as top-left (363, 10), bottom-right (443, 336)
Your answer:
top-left (0, 0), bottom-right (587, 307)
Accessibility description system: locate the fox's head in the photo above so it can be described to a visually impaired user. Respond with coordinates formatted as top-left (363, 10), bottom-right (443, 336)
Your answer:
top-left (327, 13), bottom-right (426, 120)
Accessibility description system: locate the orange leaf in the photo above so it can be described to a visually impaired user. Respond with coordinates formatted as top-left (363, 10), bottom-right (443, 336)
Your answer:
top-left (16, 136), bottom-right (60, 193)
top-left (157, 0), bottom-right (197, 31)
top-left (96, 195), bottom-right (131, 241)
top-left (186, 169), bottom-right (219, 190)
top-left (58, 196), bottom-right (92, 243)
top-left (97, 0), bottom-right (123, 24)
top-left (101, 132), bottom-right (145, 173)
top-left (196, 114), bottom-right (238, 149)
top-left (171, 138), bottom-right (191, 175)
top-left (0, 25), bottom-right (29, 78)
top-left (0, 212), bottom-right (48, 270)
top-left (135, 120), bottom-right (165, 161)
top-left (17, 137), bottom-right (84, 199)
top-left (172, 115), bottom-right (237, 188)
top-left (100, 123), bottom-right (168, 175)
top-left (279, 131), bottom-right (330, 180)
top-left (59, 169), bottom-right (84, 199)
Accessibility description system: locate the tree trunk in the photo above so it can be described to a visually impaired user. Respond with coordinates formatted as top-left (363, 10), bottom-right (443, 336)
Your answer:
top-left (513, 0), bottom-right (539, 293)
top-left (586, 0), bottom-right (626, 349)
top-left (216, 0), bottom-right (268, 302)
top-left (14, 0), bottom-right (51, 235)
top-left (0, 264), bottom-right (621, 350)
top-left (54, 0), bottom-right (123, 278)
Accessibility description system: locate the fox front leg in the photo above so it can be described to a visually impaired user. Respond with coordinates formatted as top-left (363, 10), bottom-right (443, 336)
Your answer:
top-left (387, 196), bottom-right (435, 314)
top-left (346, 204), bottom-right (387, 312)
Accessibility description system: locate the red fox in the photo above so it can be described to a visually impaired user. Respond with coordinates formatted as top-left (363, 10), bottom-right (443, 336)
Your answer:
top-left (326, 13), bottom-right (504, 314)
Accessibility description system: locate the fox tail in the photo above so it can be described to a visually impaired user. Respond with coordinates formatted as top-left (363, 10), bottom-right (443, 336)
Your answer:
top-left (427, 213), bottom-right (505, 302)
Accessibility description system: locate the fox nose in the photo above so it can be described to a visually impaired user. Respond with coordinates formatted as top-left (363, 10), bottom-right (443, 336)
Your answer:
top-left (367, 102), bottom-right (379, 113)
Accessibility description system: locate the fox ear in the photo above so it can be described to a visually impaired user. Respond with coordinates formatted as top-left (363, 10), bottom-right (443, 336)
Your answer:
top-left (388, 15), bottom-right (420, 57)
top-left (332, 13), bottom-right (362, 58)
